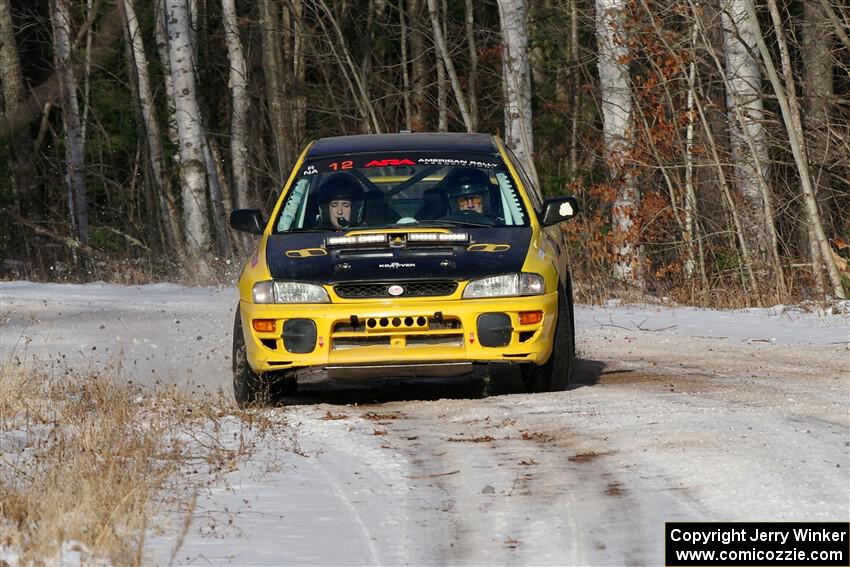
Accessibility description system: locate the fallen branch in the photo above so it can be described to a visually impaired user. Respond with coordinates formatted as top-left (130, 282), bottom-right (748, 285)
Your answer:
top-left (7, 209), bottom-right (107, 261)
top-left (592, 315), bottom-right (677, 332)
top-left (408, 470), bottom-right (460, 480)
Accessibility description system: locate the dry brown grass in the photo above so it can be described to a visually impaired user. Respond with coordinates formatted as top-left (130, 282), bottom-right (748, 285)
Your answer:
top-left (0, 362), bottom-right (280, 566)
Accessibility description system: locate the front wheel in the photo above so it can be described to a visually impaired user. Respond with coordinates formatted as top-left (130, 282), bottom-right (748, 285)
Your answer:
top-left (232, 307), bottom-right (297, 407)
top-left (233, 306), bottom-right (264, 407)
top-left (522, 283), bottom-right (575, 393)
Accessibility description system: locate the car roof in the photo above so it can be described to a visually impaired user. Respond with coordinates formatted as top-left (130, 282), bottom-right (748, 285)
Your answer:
top-left (308, 132), bottom-right (498, 158)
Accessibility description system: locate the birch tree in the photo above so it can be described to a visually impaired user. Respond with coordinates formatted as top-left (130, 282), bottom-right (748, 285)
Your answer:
top-left (594, 0), bottom-right (641, 284)
top-left (155, 0), bottom-right (178, 144)
top-left (121, 0), bottom-right (184, 257)
top-left (222, 0), bottom-right (250, 210)
top-left (497, 0), bottom-right (537, 185)
top-left (720, 0), bottom-right (772, 268)
top-left (51, 0), bottom-right (89, 243)
top-left (165, 0), bottom-right (213, 275)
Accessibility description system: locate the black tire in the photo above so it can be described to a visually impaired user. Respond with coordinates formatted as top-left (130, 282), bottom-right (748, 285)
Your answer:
top-left (232, 307), bottom-right (298, 408)
top-left (232, 306), bottom-right (264, 407)
top-left (522, 282), bottom-right (575, 393)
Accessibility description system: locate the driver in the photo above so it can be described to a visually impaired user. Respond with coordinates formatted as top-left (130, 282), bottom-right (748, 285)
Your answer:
top-left (317, 173), bottom-right (364, 229)
top-left (443, 168), bottom-right (491, 220)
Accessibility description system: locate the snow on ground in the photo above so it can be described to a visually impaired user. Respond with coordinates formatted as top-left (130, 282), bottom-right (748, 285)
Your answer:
top-left (1, 281), bottom-right (848, 565)
top-left (1, 281), bottom-right (237, 389)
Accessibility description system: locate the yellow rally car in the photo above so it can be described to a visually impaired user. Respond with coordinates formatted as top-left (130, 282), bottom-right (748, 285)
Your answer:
top-left (230, 133), bottom-right (578, 406)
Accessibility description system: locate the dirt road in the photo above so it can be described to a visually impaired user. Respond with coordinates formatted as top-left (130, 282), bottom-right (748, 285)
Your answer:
top-left (2, 283), bottom-right (847, 564)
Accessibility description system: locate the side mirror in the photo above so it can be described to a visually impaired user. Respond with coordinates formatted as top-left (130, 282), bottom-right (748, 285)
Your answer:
top-left (230, 209), bottom-right (265, 235)
top-left (541, 196), bottom-right (579, 227)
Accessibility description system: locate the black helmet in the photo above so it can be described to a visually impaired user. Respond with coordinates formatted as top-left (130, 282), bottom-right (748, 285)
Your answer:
top-left (443, 168), bottom-right (491, 215)
top-left (317, 173), bottom-right (363, 228)
top-left (318, 173), bottom-right (363, 204)
top-left (444, 168), bottom-right (490, 199)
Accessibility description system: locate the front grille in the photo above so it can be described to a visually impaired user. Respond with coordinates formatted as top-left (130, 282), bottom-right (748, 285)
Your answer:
top-left (334, 281), bottom-right (458, 299)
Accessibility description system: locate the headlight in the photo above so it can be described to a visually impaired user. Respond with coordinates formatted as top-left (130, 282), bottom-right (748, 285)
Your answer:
top-left (252, 281), bottom-right (330, 304)
top-left (462, 273), bottom-right (545, 298)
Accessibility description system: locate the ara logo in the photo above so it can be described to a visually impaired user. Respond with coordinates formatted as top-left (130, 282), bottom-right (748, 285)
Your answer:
top-left (378, 262), bottom-right (416, 269)
top-left (364, 158), bottom-right (415, 167)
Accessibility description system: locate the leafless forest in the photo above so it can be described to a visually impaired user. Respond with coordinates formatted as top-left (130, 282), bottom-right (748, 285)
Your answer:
top-left (1, 0), bottom-right (848, 304)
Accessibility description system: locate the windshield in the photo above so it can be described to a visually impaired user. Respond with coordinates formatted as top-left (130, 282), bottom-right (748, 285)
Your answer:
top-left (273, 153), bottom-right (529, 232)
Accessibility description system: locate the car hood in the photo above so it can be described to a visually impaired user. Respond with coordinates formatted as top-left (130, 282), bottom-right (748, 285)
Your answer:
top-left (265, 228), bottom-right (532, 283)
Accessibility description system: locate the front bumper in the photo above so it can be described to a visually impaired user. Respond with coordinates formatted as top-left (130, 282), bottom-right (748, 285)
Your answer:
top-left (239, 292), bottom-right (558, 375)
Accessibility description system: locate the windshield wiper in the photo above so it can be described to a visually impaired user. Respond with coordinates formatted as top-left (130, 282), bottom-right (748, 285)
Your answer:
top-left (409, 220), bottom-right (493, 228)
top-left (280, 228), bottom-right (339, 234)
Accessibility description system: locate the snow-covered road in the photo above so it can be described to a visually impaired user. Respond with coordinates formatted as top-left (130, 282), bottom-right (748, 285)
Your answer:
top-left (2, 282), bottom-right (848, 565)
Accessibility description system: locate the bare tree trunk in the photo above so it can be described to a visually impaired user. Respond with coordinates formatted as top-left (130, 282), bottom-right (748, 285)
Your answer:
top-left (684, 6), bottom-right (710, 296)
top-left (594, 0), bottom-right (641, 285)
top-left (0, 3), bottom-right (24, 120)
top-left (427, 0), bottom-right (473, 132)
top-left (802, 0), bottom-right (834, 296)
top-left (260, 0), bottom-right (292, 180)
top-left (746, 0), bottom-right (845, 299)
top-left (408, 0), bottom-right (428, 131)
top-left (202, 137), bottom-right (231, 255)
top-left (289, 0), bottom-right (307, 148)
top-left (165, 0), bottom-right (213, 276)
top-left (684, 15), bottom-right (697, 281)
top-left (360, 0), bottom-right (376, 111)
top-left (436, 55), bottom-right (448, 132)
top-left (720, 0), bottom-right (772, 266)
top-left (0, 0), bottom-right (34, 208)
top-left (121, 0), bottom-right (184, 258)
top-left (155, 0), bottom-right (178, 144)
top-left (498, 0), bottom-right (537, 185)
top-left (569, 0), bottom-right (579, 174)
top-left (188, 0), bottom-right (199, 60)
top-left (80, 0), bottom-right (93, 148)
top-left (51, 0), bottom-right (89, 244)
top-left (222, 0), bottom-right (250, 210)
top-left (464, 0), bottom-right (478, 131)
top-left (399, 0), bottom-right (413, 130)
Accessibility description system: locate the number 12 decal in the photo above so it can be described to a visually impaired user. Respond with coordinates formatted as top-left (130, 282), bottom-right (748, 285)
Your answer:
top-left (329, 160), bottom-right (353, 171)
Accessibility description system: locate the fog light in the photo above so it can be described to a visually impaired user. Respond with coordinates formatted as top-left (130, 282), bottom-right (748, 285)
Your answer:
top-left (519, 311), bottom-right (543, 325)
top-left (252, 319), bottom-right (276, 332)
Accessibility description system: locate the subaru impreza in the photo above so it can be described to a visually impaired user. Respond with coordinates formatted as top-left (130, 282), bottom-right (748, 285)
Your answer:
top-left (229, 133), bottom-right (578, 405)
